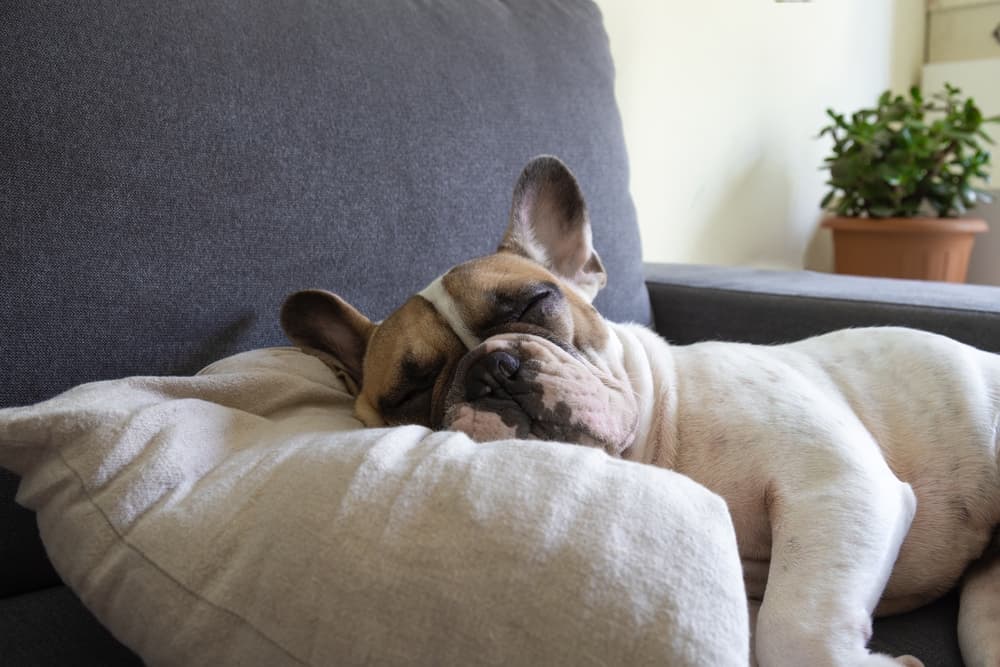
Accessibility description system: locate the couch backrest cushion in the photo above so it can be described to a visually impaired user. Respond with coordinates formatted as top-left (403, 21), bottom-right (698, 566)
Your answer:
top-left (0, 0), bottom-right (647, 595)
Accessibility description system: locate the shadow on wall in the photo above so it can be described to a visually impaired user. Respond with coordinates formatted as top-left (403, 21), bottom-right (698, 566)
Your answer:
top-left (967, 197), bottom-right (1000, 286)
top-left (803, 223), bottom-right (834, 273)
top-left (690, 156), bottom-right (786, 266)
top-left (690, 156), bottom-right (817, 270)
top-left (889, 0), bottom-right (925, 95)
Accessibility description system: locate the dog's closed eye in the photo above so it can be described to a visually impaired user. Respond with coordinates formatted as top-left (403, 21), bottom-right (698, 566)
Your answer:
top-left (382, 358), bottom-right (444, 412)
top-left (490, 283), bottom-right (562, 329)
top-left (388, 384), bottom-right (433, 410)
top-left (518, 284), bottom-right (560, 323)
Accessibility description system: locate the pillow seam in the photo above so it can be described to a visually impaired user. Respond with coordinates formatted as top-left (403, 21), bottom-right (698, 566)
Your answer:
top-left (49, 446), bottom-right (312, 666)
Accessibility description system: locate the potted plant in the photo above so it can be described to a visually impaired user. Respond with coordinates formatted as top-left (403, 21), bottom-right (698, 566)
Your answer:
top-left (818, 84), bottom-right (999, 282)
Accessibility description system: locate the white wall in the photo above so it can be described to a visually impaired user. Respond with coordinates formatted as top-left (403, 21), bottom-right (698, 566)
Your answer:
top-left (595, 0), bottom-right (927, 270)
top-left (923, 57), bottom-right (1000, 285)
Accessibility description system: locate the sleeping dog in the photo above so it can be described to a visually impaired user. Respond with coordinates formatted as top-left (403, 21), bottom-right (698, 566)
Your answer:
top-left (282, 156), bottom-right (1000, 666)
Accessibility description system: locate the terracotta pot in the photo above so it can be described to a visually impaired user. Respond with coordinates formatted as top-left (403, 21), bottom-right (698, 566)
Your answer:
top-left (821, 216), bottom-right (988, 283)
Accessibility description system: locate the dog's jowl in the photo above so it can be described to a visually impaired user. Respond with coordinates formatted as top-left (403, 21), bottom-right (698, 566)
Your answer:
top-left (282, 156), bottom-right (1000, 667)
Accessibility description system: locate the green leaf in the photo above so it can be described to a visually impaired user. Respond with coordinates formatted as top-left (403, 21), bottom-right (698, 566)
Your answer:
top-left (960, 186), bottom-right (976, 207)
top-left (815, 83), bottom-right (996, 217)
top-left (825, 109), bottom-right (848, 128)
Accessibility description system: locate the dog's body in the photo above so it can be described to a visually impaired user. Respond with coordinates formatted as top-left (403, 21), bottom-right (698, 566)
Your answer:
top-left (283, 157), bottom-right (1000, 666)
top-left (616, 322), bottom-right (1000, 665)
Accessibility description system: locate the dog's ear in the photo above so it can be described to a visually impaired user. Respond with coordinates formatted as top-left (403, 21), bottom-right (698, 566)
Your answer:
top-left (280, 289), bottom-right (374, 386)
top-left (498, 155), bottom-right (607, 302)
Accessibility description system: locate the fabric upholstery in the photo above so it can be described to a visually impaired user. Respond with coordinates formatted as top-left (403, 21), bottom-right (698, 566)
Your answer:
top-left (0, 348), bottom-right (749, 666)
top-left (0, 0), bottom-right (647, 596)
top-left (869, 591), bottom-right (962, 667)
top-left (646, 263), bottom-right (1000, 353)
top-left (0, 586), bottom-right (142, 667)
top-left (0, 0), bottom-right (647, 409)
top-left (0, 468), bottom-right (59, 598)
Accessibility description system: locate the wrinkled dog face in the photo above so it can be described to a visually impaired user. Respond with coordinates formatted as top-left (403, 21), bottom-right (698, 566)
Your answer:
top-left (281, 156), bottom-right (638, 453)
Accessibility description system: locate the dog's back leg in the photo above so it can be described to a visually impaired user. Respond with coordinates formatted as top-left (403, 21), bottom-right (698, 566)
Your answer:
top-left (958, 532), bottom-right (1000, 667)
top-left (755, 453), bottom-right (919, 667)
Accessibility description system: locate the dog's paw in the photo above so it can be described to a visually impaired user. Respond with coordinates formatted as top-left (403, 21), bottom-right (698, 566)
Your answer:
top-left (860, 653), bottom-right (924, 667)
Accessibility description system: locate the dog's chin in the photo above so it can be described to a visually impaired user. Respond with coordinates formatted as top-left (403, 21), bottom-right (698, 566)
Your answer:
top-left (441, 332), bottom-right (638, 456)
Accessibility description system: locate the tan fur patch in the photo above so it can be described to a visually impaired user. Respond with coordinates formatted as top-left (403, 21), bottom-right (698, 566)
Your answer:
top-left (360, 252), bottom-right (610, 427)
top-left (442, 253), bottom-right (608, 353)
top-left (360, 296), bottom-right (465, 428)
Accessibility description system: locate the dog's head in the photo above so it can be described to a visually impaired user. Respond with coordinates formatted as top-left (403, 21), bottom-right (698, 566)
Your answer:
top-left (281, 156), bottom-right (638, 453)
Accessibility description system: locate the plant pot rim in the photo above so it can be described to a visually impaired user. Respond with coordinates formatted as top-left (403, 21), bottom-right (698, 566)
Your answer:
top-left (821, 216), bottom-right (988, 234)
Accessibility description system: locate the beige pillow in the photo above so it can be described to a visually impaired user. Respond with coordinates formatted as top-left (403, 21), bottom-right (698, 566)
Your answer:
top-left (0, 347), bottom-right (748, 666)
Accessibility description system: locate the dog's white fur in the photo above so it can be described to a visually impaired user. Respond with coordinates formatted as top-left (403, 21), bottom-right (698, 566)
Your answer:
top-left (284, 156), bottom-right (1000, 666)
top-left (418, 260), bottom-right (1000, 665)
top-left (602, 321), bottom-right (1000, 666)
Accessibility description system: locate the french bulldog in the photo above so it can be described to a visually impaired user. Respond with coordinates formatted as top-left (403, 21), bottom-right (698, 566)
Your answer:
top-left (281, 156), bottom-right (1000, 667)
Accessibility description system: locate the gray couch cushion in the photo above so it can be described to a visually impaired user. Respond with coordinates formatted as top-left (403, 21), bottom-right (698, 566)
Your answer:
top-left (869, 591), bottom-right (962, 667)
top-left (0, 0), bottom-right (646, 595)
top-left (0, 469), bottom-right (59, 598)
top-left (0, 0), bottom-right (646, 411)
top-left (646, 263), bottom-right (1000, 353)
top-left (0, 586), bottom-right (141, 666)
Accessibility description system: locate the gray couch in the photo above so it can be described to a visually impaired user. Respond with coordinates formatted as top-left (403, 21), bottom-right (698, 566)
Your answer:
top-left (2, 1), bottom-right (998, 664)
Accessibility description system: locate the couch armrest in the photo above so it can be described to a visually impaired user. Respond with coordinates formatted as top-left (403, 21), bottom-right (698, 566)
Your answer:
top-left (644, 263), bottom-right (1000, 354)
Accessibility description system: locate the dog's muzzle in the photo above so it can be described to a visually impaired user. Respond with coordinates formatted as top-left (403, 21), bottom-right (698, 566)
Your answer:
top-left (441, 333), bottom-right (638, 455)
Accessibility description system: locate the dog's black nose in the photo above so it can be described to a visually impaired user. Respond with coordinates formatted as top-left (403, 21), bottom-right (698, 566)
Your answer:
top-left (465, 350), bottom-right (520, 401)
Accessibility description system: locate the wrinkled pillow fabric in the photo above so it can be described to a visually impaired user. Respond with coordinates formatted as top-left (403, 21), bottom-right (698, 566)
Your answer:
top-left (0, 348), bottom-right (748, 666)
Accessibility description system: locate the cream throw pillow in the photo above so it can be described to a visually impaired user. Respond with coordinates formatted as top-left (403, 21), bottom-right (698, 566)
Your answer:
top-left (0, 347), bottom-right (748, 666)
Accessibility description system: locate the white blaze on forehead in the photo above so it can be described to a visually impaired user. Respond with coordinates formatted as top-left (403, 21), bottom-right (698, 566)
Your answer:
top-left (418, 275), bottom-right (480, 350)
